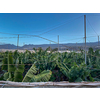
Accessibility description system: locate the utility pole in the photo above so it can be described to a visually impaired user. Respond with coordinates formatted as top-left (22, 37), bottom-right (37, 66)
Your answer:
top-left (50, 42), bottom-right (51, 52)
top-left (17, 35), bottom-right (19, 50)
top-left (23, 42), bottom-right (25, 53)
top-left (58, 35), bottom-right (59, 53)
top-left (84, 15), bottom-right (86, 64)
top-left (76, 42), bottom-right (77, 51)
top-left (98, 35), bottom-right (99, 47)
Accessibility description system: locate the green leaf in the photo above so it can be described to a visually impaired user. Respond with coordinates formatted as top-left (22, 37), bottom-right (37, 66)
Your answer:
top-left (75, 77), bottom-right (83, 82)
top-left (31, 70), bottom-right (52, 82)
top-left (4, 72), bottom-right (9, 80)
top-left (22, 63), bottom-right (37, 82)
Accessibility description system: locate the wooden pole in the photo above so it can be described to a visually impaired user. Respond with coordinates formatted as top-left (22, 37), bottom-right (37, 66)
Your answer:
top-left (57, 35), bottom-right (59, 64)
top-left (17, 35), bottom-right (19, 50)
top-left (84, 15), bottom-right (86, 64)
top-left (98, 35), bottom-right (99, 46)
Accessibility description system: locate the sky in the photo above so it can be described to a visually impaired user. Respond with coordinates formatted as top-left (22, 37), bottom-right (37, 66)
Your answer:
top-left (0, 13), bottom-right (100, 46)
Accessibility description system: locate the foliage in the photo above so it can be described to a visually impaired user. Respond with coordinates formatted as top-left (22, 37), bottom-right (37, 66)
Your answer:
top-left (67, 63), bottom-right (92, 82)
top-left (22, 64), bottom-right (37, 82)
top-left (2, 52), bottom-right (25, 82)
top-left (31, 70), bottom-right (52, 82)
top-left (22, 63), bottom-right (52, 82)
top-left (4, 72), bottom-right (9, 80)
top-left (2, 57), bottom-right (8, 70)
top-left (14, 63), bottom-right (25, 82)
top-left (58, 62), bottom-right (93, 82)
top-left (52, 48), bottom-right (58, 52)
top-left (2, 53), bottom-right (16, 81)
top-left (1, 47), bottom-right (100, 82)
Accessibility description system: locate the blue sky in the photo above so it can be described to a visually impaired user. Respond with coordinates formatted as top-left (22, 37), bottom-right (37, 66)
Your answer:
top-left (0, 13), bottom-right (100, 46)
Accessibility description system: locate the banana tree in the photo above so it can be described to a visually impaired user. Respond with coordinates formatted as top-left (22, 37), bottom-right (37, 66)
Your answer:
top-left (22, 62), bottom-right (52, 82)
top-left (3, 52), bottom-right (25, 82)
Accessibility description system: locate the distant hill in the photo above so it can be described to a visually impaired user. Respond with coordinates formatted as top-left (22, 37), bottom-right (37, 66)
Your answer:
top-left (0, 44), bottom-right (17, 49)
top-left (0, 41), bottom-right (100, 51)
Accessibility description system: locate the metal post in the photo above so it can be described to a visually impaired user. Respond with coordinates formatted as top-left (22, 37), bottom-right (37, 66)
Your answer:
top-left (23, 42), bottom-right (25, 53)
top-left (58, 35), bottom-right (59, 53)
top-left (98, 35), bottom-right (99, 47)
top-left (76, 42), bottom-right (77, 51)
top-left (50, 42), bottom-right (51, 52)
top-left (84, 15), bottom-right (86, 64)
top-left (17, 35), bottom-right (19, 50)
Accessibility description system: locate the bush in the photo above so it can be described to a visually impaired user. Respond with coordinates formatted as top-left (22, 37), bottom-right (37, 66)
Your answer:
top-left (67, 63), bottom-right (93, 82)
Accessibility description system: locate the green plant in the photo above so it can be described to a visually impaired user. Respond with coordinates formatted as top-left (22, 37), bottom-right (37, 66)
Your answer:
top-left (4, 72), bottom-right (9, 80)
top-left (67, 63), bottom-right (90, 82)
top-left (5, 53), bottom-right (16, 81)
top-left (14, 63), bottom-right (25, 82)
top-left (22, 63), bottom-right (52, 82)
top-left (2, 52), bottom-right (25, 82)
top-left (58, 62), bottom-right (93, 82)
top-left (31, 70), bottom-right (52, 82)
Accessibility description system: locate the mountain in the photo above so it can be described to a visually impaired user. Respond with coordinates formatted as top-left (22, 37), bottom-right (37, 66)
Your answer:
top-left (0, 44), bottom-right (17, 49)
top-left (0, 41), bottom-right (100, 51)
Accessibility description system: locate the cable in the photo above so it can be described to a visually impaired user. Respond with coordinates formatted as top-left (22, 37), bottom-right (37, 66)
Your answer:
top-left (87, 38), bottom-right (91, 43)
top-left (0, 32), bottom-right (38, 37)
top-left (60, 35), bottom-right (98, 43)
top-left (87, 35), bottom-right (98, 38)
top-left (1, 59), bottom-right (57, 65)
top-left (76, 38), bottom-right (84, 43)
top-left (86, 53), bottom-right (100, 59)
top-left (39, 15), bottom-right (83, 36)
top-left (87, 18), bottom-right (98, 36)
top-left (0, 37), bottom-right (32, 39)
top-left (87, 14), bottom-right (100, 16)
top-left (0, 15), bottom-right (83, 37)
top-left (0, 33), bottom-right (98, 51)
top-left (1, 53), bottom-right (100, 66)
top-left (0, 32), bottom-right (18, 35)
top-left (40, 15), bottom-right (85, 33)
top-left (60, 37), bottom-right (84, 42)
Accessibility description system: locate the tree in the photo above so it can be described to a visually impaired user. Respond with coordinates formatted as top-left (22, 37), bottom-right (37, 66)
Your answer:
top-left (52, 48), bottom-right (58, 52)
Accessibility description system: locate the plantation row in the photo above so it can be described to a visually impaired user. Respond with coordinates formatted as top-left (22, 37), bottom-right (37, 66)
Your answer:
top-left (0, 47), bottom-right (100, 82)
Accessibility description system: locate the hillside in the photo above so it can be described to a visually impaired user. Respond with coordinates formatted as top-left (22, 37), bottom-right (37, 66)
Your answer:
top-left (0, 41), bottom-right (100, 50)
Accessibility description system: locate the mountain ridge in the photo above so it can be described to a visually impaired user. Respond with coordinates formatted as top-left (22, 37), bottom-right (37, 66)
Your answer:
top-left (0, 41), bottom-right (100, 50)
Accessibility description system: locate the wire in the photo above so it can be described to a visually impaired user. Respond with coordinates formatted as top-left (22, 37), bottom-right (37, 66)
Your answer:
top-left (0, 32), bottom-right (37, 37)
top-left (0, 15), bottom-right (83, 37)
top-left (0, 33), bottom-right (98, 51)
top-left (1, 59), bottom-right (57, 65)
top-left (39, 15), bottom-right (85, 33)
top-left (87, 15), bottom-right (100, 16)
top-left (0, 37), bottom-right (32, 39)
top-left (60, 37), bottom-right (84, 42)
top-left (0, 32), bottom-right (18, 35)
top-left (87, 38), bottom-right (91, 43)
top-left (39, 15), bottom-right (83, 36)
top-left (87, 35), bottom-right (98, 38)
top-left (76, 38), bottom-right (84, 43)
top-left (60, 35), bottom-right (99, 43)
top-left (86, 18), bottom-right (98, 36)
top-left (86, 53), bottom-right (100, 59)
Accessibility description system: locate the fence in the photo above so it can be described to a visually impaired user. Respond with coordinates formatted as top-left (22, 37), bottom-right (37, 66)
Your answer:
top-left (1, 81), bottom-right (100, 88)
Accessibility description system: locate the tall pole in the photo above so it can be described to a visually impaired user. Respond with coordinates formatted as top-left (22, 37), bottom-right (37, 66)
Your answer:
top-left (58, 35), bottom-right (59, 52)
top-left (23, 42), bottom-right (25, 53)
top-left (98, 35), bottom-right (99, 46)
top-left (17, 35), bottom-right (19, 50)
top-left (50, 42), bottom-right (51, 52)
top-left (57, 35), bottom-right (59, 63)
top-left (76, 42), bottom-right (77, 51)
top-left (84, 15), bottom-right (86, 64)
